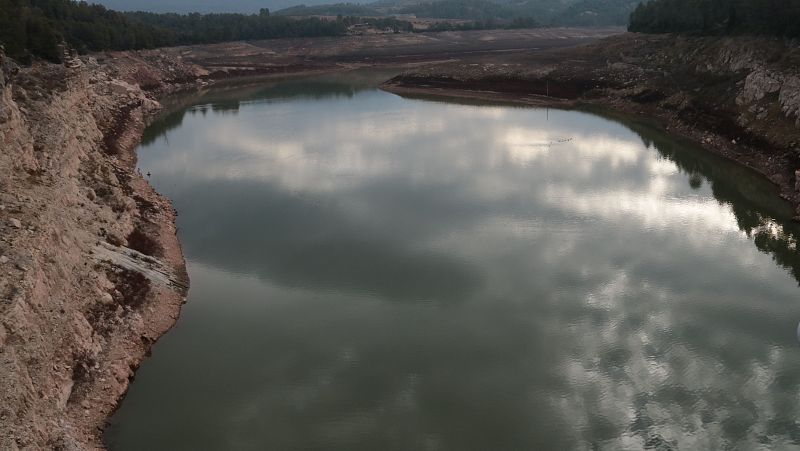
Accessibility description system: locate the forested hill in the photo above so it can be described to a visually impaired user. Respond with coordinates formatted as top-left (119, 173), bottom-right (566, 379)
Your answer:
top-left (275, 3), bottom-right (382, 16)
top-left (0, 0), bottom-right (353, 63)
top-left (0, 0), bottom-right (166, 62)
top-left (629, 0), bottom-right (800, 37)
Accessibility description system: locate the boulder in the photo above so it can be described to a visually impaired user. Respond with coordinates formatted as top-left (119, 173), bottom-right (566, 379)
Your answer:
top-left (795, 170), bottom-right (800, 192)
top-left (779, 76), bottom-right (800, 125)
top-left (737, 68), bottom-right (782, 105)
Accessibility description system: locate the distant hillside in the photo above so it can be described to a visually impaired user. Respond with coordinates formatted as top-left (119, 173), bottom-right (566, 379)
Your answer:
top-left (552, 0), bottom-right (638, 26)
top-left (276, 0), bottom-right (637, 25)
top-left (276, 3), bottom-right (382, 16)
top-left (399, 0), bottom-right (517, 20)
top-left (94, 0), bottom-right (637, 22)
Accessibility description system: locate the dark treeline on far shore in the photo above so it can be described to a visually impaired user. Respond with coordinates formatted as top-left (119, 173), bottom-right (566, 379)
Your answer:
top-left (0, 0), bottom-right (352, 62)
top-left (629, 0), bottom-right (800, 37)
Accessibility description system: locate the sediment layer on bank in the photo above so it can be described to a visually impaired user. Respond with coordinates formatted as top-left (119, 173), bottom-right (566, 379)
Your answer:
top-left (383, 33), bottom-right (800, 216)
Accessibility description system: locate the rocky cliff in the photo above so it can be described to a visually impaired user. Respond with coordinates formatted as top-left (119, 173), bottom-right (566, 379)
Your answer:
top-left (0, 48), bottom-right (197, 449)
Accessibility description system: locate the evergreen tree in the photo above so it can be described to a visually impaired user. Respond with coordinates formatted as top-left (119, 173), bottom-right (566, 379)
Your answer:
top-left (629, 0), bottom-right (800, 37)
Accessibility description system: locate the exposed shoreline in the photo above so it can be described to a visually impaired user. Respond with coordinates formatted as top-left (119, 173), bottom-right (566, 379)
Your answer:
top-left (381, 81), bottom-right (800, 211)
top-left (1, 28), bottom-right (798, 449)
top-left (0, 50), bottom-right (395, 450)
top-left (382, 33), bottom-right (800, 218)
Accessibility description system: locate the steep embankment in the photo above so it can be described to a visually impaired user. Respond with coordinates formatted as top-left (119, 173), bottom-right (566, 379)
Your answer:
top-left (384, 33), bottom-right (800, 215)
top-left (0, 49), bottom-right (207, 449)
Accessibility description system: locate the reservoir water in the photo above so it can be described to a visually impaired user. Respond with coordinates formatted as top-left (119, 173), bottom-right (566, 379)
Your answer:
top-left (106, 73), bottom-right (800, 450)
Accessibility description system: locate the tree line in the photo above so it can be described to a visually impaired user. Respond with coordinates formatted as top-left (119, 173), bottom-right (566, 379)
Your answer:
top-left (628, 0), bottom-right (800, 37)
top-left (0, 0), bottom-right (167, 62)
top-left (0, 0), bottom-right (354, 63)
top-left (275, 3), bottom-right (380, 17)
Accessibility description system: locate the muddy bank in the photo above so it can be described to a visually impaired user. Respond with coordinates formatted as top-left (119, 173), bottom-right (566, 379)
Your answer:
top-left (383, 33), bottom-right (800, 217)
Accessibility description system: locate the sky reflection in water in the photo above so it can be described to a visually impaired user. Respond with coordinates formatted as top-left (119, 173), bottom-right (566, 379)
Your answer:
top-left (107, 74), bottom-right (800, 451)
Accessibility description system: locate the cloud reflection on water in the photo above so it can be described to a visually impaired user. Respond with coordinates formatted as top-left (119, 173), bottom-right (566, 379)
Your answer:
top-left (111, 75), bottom-right (800, 450)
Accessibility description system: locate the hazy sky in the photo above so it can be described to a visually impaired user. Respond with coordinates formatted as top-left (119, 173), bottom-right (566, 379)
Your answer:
top-left (94, 0), bottom-right (337, 13)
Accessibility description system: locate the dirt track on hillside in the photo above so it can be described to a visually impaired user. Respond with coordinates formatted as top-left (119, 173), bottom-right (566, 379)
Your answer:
top-left (103, 27), bottom-right (623, 82)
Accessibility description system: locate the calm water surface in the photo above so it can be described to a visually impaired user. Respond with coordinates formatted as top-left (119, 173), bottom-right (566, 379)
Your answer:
top-left (106, 73), bottom-right (800, 450)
